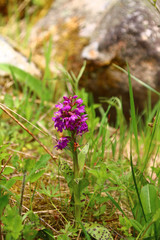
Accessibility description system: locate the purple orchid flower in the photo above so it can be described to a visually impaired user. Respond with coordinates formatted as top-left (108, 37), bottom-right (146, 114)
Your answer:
top-left (52, 95), bottom-right (88, 150)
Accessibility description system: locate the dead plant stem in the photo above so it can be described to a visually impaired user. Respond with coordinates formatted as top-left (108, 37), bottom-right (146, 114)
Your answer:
top-left (0, 104), bottom-right (57, 165)
top-left (0, 155), bottom-right (13, 175)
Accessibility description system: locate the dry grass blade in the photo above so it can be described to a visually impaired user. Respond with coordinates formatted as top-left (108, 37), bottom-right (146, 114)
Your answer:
top-left (0, 103), bottom-right (48, 136)
top-left (0, 154), bottom-right (13, 175)
top-left (0, 104), bottom-right (57, 164)
top-left (11, 198), bottom-right (59, 234)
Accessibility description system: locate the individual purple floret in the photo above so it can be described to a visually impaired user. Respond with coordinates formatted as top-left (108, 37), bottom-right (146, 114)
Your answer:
top-left (52, 95), bottom-right (88, 150)
top-left (55, 137), bottom-right (70, 150)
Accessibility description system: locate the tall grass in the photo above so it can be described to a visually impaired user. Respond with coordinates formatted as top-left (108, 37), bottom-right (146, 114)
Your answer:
top-left (0, 60), bottom-right (160, 239)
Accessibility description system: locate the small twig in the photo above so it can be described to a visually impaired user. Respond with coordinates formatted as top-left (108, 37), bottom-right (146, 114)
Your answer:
top-left (0, 104), bottom-right (57, 165)
top-left (33, 210), bottom-right (55, 214)
top-left (77, 229), bottom-right (82, 240)
top-left (0, 155), bottom-right (13, 175)
top-left (6, 148), bottom-right (33, 157)
top-left (11, 198), bottom-right (59, 234)
top-left (37, 121), bottom-right (56, 139)
top-left (18, 0), bottom-right (30, 12)
top-left (0, 103), bottom-right (47, 136)
top-left (39, 217), bottom-right (59, 234)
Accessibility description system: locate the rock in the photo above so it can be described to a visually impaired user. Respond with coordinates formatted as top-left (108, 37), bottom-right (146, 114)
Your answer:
top-left (30, 0), bottom-right (109, 41)
top-left (29, 0), bottom-right (109, 73)
top-left (0, 36), bottom-right (41, 77)
top-left (81, 0), bottom-right (160, 119)
top-left (30, 0), bottom-right (160, 120)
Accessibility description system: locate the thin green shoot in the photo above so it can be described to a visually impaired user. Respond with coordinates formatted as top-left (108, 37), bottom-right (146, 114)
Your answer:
top-left (114, 64), bottom-right (160, 97)
top-left (127, 63), bottom-right (140, 163)
top-left (130, 122), bottom-right (147, 223)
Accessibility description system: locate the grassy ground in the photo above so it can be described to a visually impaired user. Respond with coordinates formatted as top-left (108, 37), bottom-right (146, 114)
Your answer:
top-left (0, 1), bottom-right (160, 240)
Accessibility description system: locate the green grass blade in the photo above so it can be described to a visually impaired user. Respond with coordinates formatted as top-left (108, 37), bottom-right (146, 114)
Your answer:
top-left (10, 65), bottom-right (19, 91)
top-left (142, 108), bottom-right (160, 173)
top-left (113, 64), bottom-right (160, 97)
top-left (77, 61), bottom-right (86, 83)
top-left (80, 222), bottom-right (91, 240)
top-left (130, 155), bottom-right (147, 223)
top-left (105, 191), bottom-right (144, 233)
top-left (127, 63), bottom-right (140, 162)
top-left (105, 191), bottom-right (127, 218)
top-left (0, 63), bottom-right (52, 101)
top-left (91, 105), bottom-right (110, 166)
top-left (130, 122), bottom-right (147, 223)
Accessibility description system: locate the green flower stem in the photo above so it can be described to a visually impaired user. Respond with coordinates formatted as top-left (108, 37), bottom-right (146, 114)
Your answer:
top-left (71, 134), bottom-right (81, 226)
